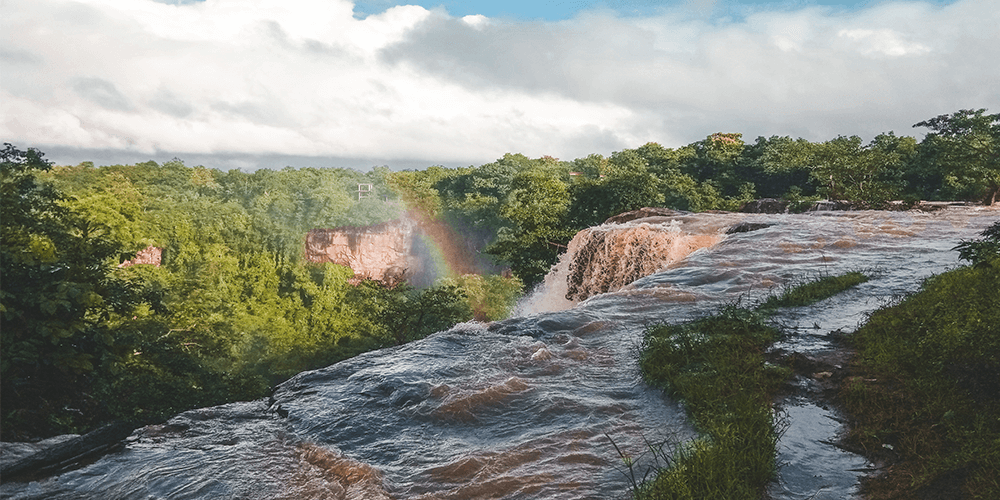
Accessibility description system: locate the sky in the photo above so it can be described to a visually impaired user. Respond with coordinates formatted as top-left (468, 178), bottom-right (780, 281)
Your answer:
top-left (2, 0), bottom-right (997, 171)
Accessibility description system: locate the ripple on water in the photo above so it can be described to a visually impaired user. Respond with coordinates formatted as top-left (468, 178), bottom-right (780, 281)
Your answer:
top-left (770, 401), bottom-right (872, 500)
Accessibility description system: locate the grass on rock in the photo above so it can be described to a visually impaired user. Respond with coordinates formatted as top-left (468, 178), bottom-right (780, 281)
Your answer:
top-left (636, 271), bottom-right (872, 499)
top-left (758, 271), bottom-right (869, 310)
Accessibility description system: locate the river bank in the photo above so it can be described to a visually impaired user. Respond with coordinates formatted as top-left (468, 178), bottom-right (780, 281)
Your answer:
top-left (836, 254), bottom-right (1000, 499)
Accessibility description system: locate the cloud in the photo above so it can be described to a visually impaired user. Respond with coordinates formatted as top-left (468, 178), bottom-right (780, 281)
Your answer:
top-left (2, 0), bottom-right (998, 169)
top-left (73, 77), bottom-right (133, 111)
top-left (836, 29), bottom-right (931, 57)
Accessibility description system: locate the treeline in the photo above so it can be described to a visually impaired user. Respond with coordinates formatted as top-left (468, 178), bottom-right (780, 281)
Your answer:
top-left (1, 146), bottom-right (520, 439)
top-left (391, 109), bottom-right (1000, 286)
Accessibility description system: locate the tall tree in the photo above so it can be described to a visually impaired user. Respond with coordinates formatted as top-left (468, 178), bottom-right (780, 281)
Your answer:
top-left (487, 170), bottom-right (574, 287)
top-left (809, 134), bottom-right (909, 208)
top-left (739, 136), bottom-right (817, 199)
top-left (914, 109), bottom-right (1000, 205)
top-left (677, 133), bottom-right (751, 197)
top-left (2, 144), bottom-right (161, 435)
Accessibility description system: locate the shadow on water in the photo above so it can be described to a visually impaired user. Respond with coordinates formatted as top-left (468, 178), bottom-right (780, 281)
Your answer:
top-left (1, 207), bottom-right (996, 499)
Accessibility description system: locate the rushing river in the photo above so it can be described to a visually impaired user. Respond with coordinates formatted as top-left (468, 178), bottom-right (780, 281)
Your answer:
top-left (2, 207), bottom-right (996, 499)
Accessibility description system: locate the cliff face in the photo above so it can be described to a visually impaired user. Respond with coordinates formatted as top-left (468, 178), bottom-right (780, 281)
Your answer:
top-left (305, 219), bottom-right (419, 285)
top-left (119, 246), bottom-right (162, 268)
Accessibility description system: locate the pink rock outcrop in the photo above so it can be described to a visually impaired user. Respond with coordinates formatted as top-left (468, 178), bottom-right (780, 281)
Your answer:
top-left (304, 219), bottom-right (419, 285)
top-left (119, 246), bottom-right (162, 268)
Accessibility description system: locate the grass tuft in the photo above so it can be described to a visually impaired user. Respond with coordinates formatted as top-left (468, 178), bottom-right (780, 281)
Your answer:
top-left (842, 263), bottom-right (1000, 499)
top-left (637, 307), bottom-right (789, 499)
top-left (758, 271), bottom-right (870, 310)
top-left (635, 270), bottom-right (872, 499)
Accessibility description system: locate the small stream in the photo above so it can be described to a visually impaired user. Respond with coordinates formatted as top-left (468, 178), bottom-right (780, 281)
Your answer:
top-left (2, 206), bottom-right (996, 499)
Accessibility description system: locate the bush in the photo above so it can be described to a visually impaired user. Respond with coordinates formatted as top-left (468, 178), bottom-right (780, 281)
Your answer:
top-left (953, 220), bottom-right (1000, 267)
top-left (844, 262), bottom-right (1000, 498)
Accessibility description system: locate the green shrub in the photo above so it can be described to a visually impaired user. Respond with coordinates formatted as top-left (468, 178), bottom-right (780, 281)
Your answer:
top-left (844, 262), bottom-right (1000, 499)
top-left (953, 220), bottom-right (1000, 268)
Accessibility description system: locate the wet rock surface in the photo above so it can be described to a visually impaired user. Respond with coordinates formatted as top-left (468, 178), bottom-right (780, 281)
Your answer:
top-left (727, 221), bottom-right (774, 234)
top-left (0, 422), bottom-right (135, 484)
top-left (603, 207), bottom-right (682, 224)
top-left (741, 198), bottom-right (789, 213)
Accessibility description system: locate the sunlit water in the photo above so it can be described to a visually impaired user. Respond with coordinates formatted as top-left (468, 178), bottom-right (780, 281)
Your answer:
top-left (3, 207), bottom-right (996, 499)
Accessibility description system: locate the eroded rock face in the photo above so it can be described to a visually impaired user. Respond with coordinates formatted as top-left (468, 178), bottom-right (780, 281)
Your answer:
top-left (603, 207), bottom-right (682, 225)
top-left (740, 199), bottom-right (788, 214)
top-left (305, 219), bottom-right (419, 284)
top-left (119, 246), bottom-right (162, 268)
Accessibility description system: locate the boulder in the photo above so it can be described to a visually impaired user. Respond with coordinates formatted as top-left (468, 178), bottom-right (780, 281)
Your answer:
top-left (739, 199), bottom-right (788, 214)
top-left (1, 421), bottom-right (136, 483)
top-left (806, 200), bottom-right (855, 211)
top-left (726, 222), bottom-right (774, 234)
top-left (603, 207), bottom-right (681, 225)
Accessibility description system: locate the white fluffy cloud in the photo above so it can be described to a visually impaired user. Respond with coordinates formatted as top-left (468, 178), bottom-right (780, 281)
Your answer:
top-left (2, 0), bottom-right (998, 169)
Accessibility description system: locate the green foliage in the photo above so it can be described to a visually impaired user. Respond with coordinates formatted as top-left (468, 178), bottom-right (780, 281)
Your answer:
top-left (758, 271), bottom-right (870, 310)
top-left (953, 221), bottom-right (1000, 268)
top-left (1, 144), bottom-right (164, 436)
top-left (676, 133), bottom-right (749, 198)
top-left (487, 170), bottom-right (575, 287)
top-left (446, 274), bottom-right (523, 322)
top-left (740, 136), bottom-right (817, 199)
top-left (1, 144), bottom-right (153, 377)
top-left (347, 281), bottom-right (472, 346)
top-left (388, 166), bottom-right (460, 218)
top-left (638, 307), bottom-right (788, 499)
top-left (843, 262), bottom-right (1000, 499)
top-left (566, 148), bottom-right (670, 227)
top-left (808, 134), bottom-right (912, 208)
top-left (913, 108), bottom-right (1000, 205)
top-left (435, 154), bottom-right (531, 232)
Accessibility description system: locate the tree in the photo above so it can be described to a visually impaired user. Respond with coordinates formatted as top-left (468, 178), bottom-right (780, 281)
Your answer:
top-left (347, 281), bottom-right (471, 346)
top-left (1, 144), bottom-right (161, 436)
top-left (914, 109), bottom-right (1000, 205)
top-left (677, 133), bottom-right (750, 197)
top-left (739, 136), bottom-right (817, 199)
top-left (487, 170), bottom-right (574, 287)
top-left (567, 149), bottom-right (665, 227)
top-left (954, 221), bottom-right (1000, 268)
top-left (809, 134), bottom-right (909, 208)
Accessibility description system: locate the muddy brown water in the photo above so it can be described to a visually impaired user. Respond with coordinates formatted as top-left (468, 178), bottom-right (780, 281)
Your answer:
top-left (2, 207), bottom-right (995, 499)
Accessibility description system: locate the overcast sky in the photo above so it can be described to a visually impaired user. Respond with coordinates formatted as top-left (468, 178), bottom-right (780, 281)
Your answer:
top-left (2, 0), bottom-right (998, 171)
